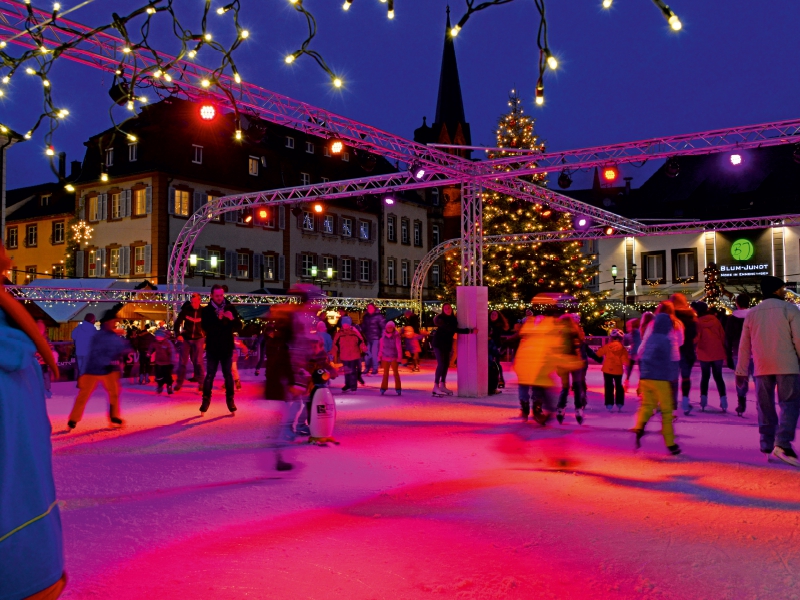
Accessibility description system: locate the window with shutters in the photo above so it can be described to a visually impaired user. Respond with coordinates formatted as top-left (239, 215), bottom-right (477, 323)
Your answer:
top-left (341, 217), bottom-right (352, 237)
top-left (285, 136), bottom-right (294, 149)
top-left (262, 209), bottom-right (276, 229)
top-left (341, 258), bottom-right (352, 281)
top-left (133, 188), bottom-right (147, 216)
top-left (26, 266), bottom-right (37, 281)
top-left (305, 141), bottom-right (314, 154)
top-left (237, 252), bottom-right (250, 279)
top-left (302, 211), bottom-right (315, 231)
top-left (432, 264), bottom-right (441, 288)
top-left (88, 250), bottom-right (97, 277)
top-left (108, 248), bottom-right (120, 276)
top-left (248, 156), bottom-right (259, 176)
top-left (359, 220), bottom-right (371, 241)
top-left (300, 172), bottom-right (311, 186)
top-left (88, 196), bottom-right (100, 222)
top-left (432, 224), bottom-right (441, 247)
top-left (387, 215), bottom-right (396, 242)
top-left (359, 259), bottom-right (370, 282)
top-left (128, 142), bottom-right (138, 162)
top-left (25, 224), bottom-right (38, 248)
top-left (52, 264), bottom-right (65, 279)
top-left (322, 215), bottom-right (335, 234)
top-left (400, 218), bottom-right (409, 244)
top-left (323, 145), bottom-right (331, 157)
top-left (110, 192), bottom-right (122, 219)
top-left (192, 145), bottom-right (203, 164)
top-left (322, 255), bottom-right (334, 279)
top-left (301, 253), bottom-right (314, 278)
top-left (413, 221), bottom-right (422, 247)
top-left (672, 248), bottom-right (698, 283)
top-left (387, 259), bottom-right (395, 286)
top-left (105, 148), bottom-right (114, 167)
top-left (174, 190), bottom-right (191, 216)
top-left (264, 254), bottom-right (276, 280)
top-left (52, 221), bottom-right (64, 245)
top-left (7, 226), bottom-right (17, 249)
top-left (641, 251), bottom-right (666, 285)
top-left (401, 261), bottom-right (409, 287)
top-left (134, 246), bottom-right (145, 275)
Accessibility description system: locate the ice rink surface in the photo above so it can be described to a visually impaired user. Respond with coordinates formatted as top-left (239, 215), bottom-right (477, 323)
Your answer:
top-left (46, 362), bottom-right (800, 599)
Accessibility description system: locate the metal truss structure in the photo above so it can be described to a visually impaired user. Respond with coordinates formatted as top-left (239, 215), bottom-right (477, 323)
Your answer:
top-left (5, 285), bottom-right (420, 311)
top-left (460, 182), bottom-right (483, 286)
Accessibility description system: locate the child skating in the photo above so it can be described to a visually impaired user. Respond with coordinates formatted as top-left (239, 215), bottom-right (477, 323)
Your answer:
top-left (596, 328), bottom-right (630, 412)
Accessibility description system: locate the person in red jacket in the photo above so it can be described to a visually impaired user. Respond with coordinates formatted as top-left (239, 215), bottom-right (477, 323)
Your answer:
top-left (596, 328), bottom-right (630, 411)
top-left (692, 301), bottom-right (728, 412)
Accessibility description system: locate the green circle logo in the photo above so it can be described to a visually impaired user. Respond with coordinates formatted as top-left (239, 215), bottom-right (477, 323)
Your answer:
top-left (732, 239), bottom-right (755, 261)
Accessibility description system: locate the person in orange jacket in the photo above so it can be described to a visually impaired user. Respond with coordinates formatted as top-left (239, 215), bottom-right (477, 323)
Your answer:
top-left (596, 328), bottom-right (630, 411)
top-left (693, 301), bottom-right (728, 412)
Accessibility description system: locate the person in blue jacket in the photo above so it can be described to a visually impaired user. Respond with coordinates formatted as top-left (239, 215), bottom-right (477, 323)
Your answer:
top-left (0, 243), bottom-right (66, 600)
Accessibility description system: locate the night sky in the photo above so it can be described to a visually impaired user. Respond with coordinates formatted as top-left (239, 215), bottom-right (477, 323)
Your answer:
top-left (2, 0), bottom-right (799, 190)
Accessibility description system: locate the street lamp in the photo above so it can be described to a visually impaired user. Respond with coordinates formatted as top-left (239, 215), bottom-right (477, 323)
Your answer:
top-left (611, 263), bottom-right (637, 326)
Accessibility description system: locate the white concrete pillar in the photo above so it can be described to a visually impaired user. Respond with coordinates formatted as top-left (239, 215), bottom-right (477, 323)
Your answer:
top-left (456, 285), bottom-right (488, 397)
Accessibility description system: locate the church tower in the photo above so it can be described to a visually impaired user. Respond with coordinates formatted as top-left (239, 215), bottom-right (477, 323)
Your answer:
top-left (414, 6), bottom-right (472, 242)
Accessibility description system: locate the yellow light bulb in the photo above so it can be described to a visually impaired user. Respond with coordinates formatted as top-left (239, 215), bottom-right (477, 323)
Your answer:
top-left (234, 73), bottom-right (241, 83)
top-left (388, 9), bottom-right (394, 19)
top-left (127, 134), bottom-right (137, 142)
top-left (285, 54), bottom-right (295, 64)
top-left (127, 100), bottom-right (134, 110)
top-left (342, 0), bottom-right (352, 10)
top-left (0, 41), bottom-right (6, 48)
top-left (204, 33), bottom-right (212, 41)
top-left (669, 15), bottom-right (682, 30)
top-left (26, 67), bottom-right (35, 74)
top-left (216, 6), bottom-right (225, 14)
top-left (546, 55), bottom-right (558, 70)
top-left (24, 131), bottom-right (31, 139)
top-left (188, 50), bottom-right (197, 58)
top-left (0, 90), bottom-right (3, 97)
top-left (450, 25), bottom-right (461, 37)
top-left (154, 69), bottom-right (162, 78)
top-left (240, 29), bottom-right (249, 39)
top-left (123, 47), bottom-right (131, 53)
top-left (42, 79), bottom-right (50, 87)
top-left (602, 0), bottom-right (612, 7)
top-left (164, 73), bottom-right (172, 82)
top-left (65, 184), bottom-right (75, 192)
top-left (147, 7), bottom-right (156, 14)
top-left (235, 129), bottom-right (242, 140)
top-left (100, 173), bottom-right (109, 182)
top-left (535, 95), bottom-right (544, 106)
top-left (46, 146), bottom-right (55, 156)
top-left (332, 77), bottom-right (343, 88)
top-left (201, 79), bottom-right (210, 88)
top-left (53, 2), bottom-right (60, 10)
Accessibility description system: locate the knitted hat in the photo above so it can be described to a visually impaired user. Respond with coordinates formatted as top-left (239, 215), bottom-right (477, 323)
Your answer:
top-left (760, 275), bottom-right (786, 297)
top-left (341, 316), bottom-right (353, 326)
top-left (385, 320), bottom-right (396, 330)
top-left (154, 329), bottom-right (168, 340)
top-left (609, 328), bottom-right (624, 339)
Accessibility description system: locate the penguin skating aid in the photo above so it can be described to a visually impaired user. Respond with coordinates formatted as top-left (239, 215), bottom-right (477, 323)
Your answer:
top-left (308, 369), bottom-right (339, 445)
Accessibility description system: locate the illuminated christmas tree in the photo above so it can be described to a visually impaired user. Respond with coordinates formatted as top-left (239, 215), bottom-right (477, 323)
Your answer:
top-left (482, 90), bottom-right (599, 305)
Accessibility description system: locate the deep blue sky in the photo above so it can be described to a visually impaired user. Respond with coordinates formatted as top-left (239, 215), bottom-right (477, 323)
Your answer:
top-left (3, 0), bottom-right (799, 190)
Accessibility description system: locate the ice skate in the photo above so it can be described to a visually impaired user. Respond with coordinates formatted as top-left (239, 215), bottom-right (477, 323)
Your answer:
top-left (432, 384), bottom-right (445, 397)
top-left (380, 389), bottom-right (386, 395)
top-left (67, 420), bottom-right (77, 430)
top-left (606, 405), bottom-right (613, 413)
top-left (235, 379), bottom-right (242, 391)
top-left (226, 398), bottom-right (237, 414)
top-left (109, 417), bottom-right (124, 428)
top-left (633, 428), bottom-right (644, 449)
top-left (275, 452), bottom-right (293, 471)
top-left (575, 408), bottom-right (584, 425)
top-left (199, 397), bottom-right (210, 415)
top-left (736, 396), bottom-right (746, 417)
top-left (617, 405), bottom-right (623, 412)
top-left (439, 383), bottom-right (454, 396)
top-left (667, 444), bottom-right (681, 455)
top-left (167, 385), bottom-right (173, 395)
top-left (556, 408), bottom-right (565, 424)
top-left (772, 446), bottom-right (800, 467)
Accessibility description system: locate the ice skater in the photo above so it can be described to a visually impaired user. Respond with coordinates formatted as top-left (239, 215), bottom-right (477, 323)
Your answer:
top-left (151, 330), bottom-right (175, 395)
top-left (726, 293), bottom-right (752, 416)
top-left (430, 303), bottom-right (476, 396)
top-left (333, 316), bottom-right (365, 392)
top-left (632, 313), bottom-right (681, 455)
top-left (513, 314), bottom-right (564, 425)
top-left (200, 285), bottom-right (242, 415)
top-left (378, 321), bottom-right (403, 396)
top-left (596, 329), bottom-right (630, 412)
top-left (693, 301), bottom-right (728, 412)
top-left (173, 293), bottom-right (206, 392)
top-left (556, 314), bottom-right (587, 424)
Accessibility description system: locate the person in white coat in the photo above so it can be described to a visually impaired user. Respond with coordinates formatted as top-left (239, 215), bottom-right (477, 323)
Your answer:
top-left (736, 276), bottom-right (800, 466)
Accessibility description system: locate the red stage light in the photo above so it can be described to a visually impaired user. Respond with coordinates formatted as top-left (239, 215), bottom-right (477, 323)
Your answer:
top-left (602, 166), bottom-right (618, 182)
top-left (313, 203), bottom-right (323, 213)
top-left (244, 214), bottom-right (252, 223)
top-left (258, 209), bottom-right (268, 219)
top-left (199, 104), bottom-right (216, 120)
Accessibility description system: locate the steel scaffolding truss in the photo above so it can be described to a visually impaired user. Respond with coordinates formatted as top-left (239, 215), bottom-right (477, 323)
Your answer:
top-left (460, 181), bottom-right (483, 286)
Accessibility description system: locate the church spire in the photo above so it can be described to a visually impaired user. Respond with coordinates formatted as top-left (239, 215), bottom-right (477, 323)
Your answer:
top-left (434, 6), bottom-right (468, 141)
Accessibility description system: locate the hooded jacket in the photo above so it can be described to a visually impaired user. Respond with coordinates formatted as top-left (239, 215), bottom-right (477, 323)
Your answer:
top-left (674, 309), bottom-right (697, 361)
top-left (513, 316), bottom-right (563, 387)
top-left (361, 311), bottom-right (386, 342)
top-left (725, 308), bottom-right (749, 356)
top-left (333, 327), bottom-right (364, 362)
top-left (695, 314), bottom-right (727, 362)
top-left (737, 298), bottom-right (800, 376)
top-left (596, 339), bottom-right (630, 376)
top-left (639, 314), bottom-right (680, 382)
top-left (378, 329), bottom-right (403, 361)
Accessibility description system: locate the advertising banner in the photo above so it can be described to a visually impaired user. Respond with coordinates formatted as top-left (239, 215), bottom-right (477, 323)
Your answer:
top-left (716, 230), bottom-right (772, 280)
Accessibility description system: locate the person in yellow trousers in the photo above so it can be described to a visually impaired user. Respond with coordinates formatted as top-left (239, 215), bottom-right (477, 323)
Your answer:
top-left (67, 308), bottom-right (132, 431)
top-left (513, 314), bottom-right (567, 425)
top-left (633, 313), bottom-right (682, 455)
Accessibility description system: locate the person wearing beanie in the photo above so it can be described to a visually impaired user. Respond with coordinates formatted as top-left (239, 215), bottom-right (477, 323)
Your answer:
top-left (736, 276), bottom-right (800, 466)
top-left (670, 293), bottom-right (698, 416)
top-left (68, 308), bottom-right (132, 430)
top-left (726, 293), bottom-right (752, 416)
top-left (150, 330), bottom-right (176, 395)
top-left (596, 328), bottom-right (630, 411)
top-left (360, 304), bottom-right (385, 376)
top-left (633, 314), bottom-right (681, 455)
top-left (333, 317), bottom-right (365, 392)
top-left (693, 301), bottom-right (728, 412)
top-left (378, 321), bottom-right (403, 395)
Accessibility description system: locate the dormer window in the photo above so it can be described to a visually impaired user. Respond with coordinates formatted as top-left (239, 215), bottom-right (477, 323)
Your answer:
top-left (40, 194), bottom-right (51, 207)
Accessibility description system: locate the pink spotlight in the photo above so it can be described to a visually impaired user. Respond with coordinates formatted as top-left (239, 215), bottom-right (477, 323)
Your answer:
top-left (384, 197), bottom-right (395, 205)
top-left (730, 154), bottom-right (743, 166)
top-left (578, 218), bottom-right (587, 227)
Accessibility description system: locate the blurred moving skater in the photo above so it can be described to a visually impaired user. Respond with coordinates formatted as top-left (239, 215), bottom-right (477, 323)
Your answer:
top-left (0, 243), bottom-right (66, 600)
top-left (173, 292), bottom-right (205, 391)
top-left (70, 312), bottom-right (96, 379)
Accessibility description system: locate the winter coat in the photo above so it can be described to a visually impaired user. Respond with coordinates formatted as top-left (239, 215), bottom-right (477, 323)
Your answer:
top-left (173, 304), bottom-right (205, 340)
top-left (641, 317), bottom-right (684, 362)
top-left (737, 298), bottom-right (800, 377)
top-left (624, 330), bottom-right (642, 357)
top-left (318, 331), bottom-right (333, 354)
top-left (596, 340), bottom-right (630, 375)
top-left (695, 314), bottom-right (727, 362)
top-left (200, 300), bottom-right (243, 357)
top-left (84, 329), bottom-right (132, 375)
top-left (378, 331), bottom-right (403, 361)
top-left (432, 313), bottom-right (470, 352)
top-left (403, 333), bottom-right (422, 354)
top-left (71, 320), bottom-right (97, 357)
top-left (725, 308), bottom-right (749, 356)
top-left (513, 316), bottom-right (563, 387)
top-left (675, 309), bottom-right (697, 361)
top-left (0, 309), bottom-right (64, 600)
top-left (133, 331), bottom-right (155, 354)
top-left (151, 338), bottom-right (175, 366)
top-left (639, 314), bottom-right (679, 382)
top-left (361, 312), bottom-right (386, 342)
top-left (334, 328), bottom-right (364, 362)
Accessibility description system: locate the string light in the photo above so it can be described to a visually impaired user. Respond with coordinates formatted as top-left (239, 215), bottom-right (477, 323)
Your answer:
top-left (602, 0), bottom-right (612, 8)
